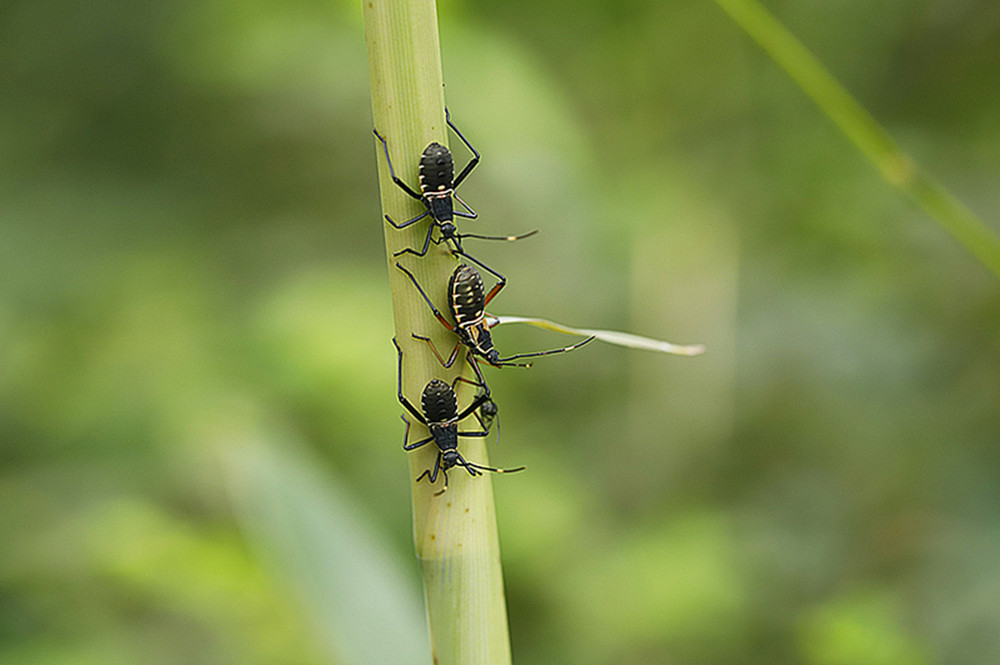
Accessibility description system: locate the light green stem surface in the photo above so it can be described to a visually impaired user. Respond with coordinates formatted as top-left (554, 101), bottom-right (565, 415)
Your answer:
top-left (713, 0), bottom-right (1000, 279)
top-left (362, 2), bottom-right (514, 664)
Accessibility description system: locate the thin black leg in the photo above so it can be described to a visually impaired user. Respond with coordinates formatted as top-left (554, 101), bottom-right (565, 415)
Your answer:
top-left (402, 416), bottom-right (435, 451)
top-left (395, 263), bottom-right (456, 333)
top-left (384, 209), bottom-right (429, 230)
top-left (436, 468), bottom-right (450, 495)
top-left (451, 374), bottom-right (494, 433)
top-left (415, 453), bottom-right (441, 485)
top-left (373, 128), bottom-right (423, 200)
top-left (451, 250), bottom-right (507, 306)
top-left (393, 337), bottom-right (426, 424)
top-left (446, 110), bottom-right (481, 189)
top-left (454, 453), bottom-right (482, 478)
top-left (413, 334), bottom-right (462, 369)
top-left (456, 384), bottom-right (492, 421)
top-left (465, 354), bottom-right (490, 389)
top-left (417, 457), bottom-right (450, 496)
top-left (451, 248), bottom-right (505, 285)
top-left (393, 222), bottom-right (437, 258)
top-left (451, 374), bottom-right (489, 396)
top-left (473, 409), bottom-right (489, 432)
top-left (452, 193), bottom-right (478, 219)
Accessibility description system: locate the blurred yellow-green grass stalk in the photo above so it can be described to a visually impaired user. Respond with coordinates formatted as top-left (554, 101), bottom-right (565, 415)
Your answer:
top-left (714, 0), bottom-right (1000, 279)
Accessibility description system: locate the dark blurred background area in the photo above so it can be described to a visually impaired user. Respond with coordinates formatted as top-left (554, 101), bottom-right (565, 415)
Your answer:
top-left (2, 0), bottom-right (999, 663)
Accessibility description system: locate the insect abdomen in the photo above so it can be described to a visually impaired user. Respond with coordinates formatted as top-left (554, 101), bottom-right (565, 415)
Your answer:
top-left (449, 264), bottom-right (486, 326)
top-left (418, 143), bottom-right (454, 194)
top-left (422, 379), bottom-right (458, 423)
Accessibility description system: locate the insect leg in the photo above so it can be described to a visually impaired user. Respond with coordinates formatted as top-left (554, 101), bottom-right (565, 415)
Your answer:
top-left (450, 250), bottom-right (507, 306)
top-left (435, 468), bottom-right (450, 496)
top-left (455, 381), bottom-right (492, 421)
top-left (464, 354), bottom-right (491, 388)
top-left (401, 416), bottom-right (435, 451)
top-left (412, 334), bottom-right (462, 369)
top-left (373, 128), bottom-right (423, 200)
top-left (453, 453), bottom-right (483, 477)
top-left (393, 222), bottom-right (436, 258)
top-left (395, 263), bottom-right (456, 332)
top-left (393, 337), bottom-right (427, 424)
top-left (452, 193), bottom-right (478, 220)
top-left (451, 374), bottom-right (488, 394)
top-left (415, 453), bottom-right (441, 484)
top-left (446, 109), bottom-right (480, 189)
top-left (384, 210), bottom-right (430, 230)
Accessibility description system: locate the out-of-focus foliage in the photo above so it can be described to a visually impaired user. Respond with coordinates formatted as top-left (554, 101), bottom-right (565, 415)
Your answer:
top-left (2, 0), bottom-right (999, 663)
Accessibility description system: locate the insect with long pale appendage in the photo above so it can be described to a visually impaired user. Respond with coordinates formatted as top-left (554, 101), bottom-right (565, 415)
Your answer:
top-left (393, 338), bottom-right (523, 495)
top-left (373, 109), bottom-right (538, 258)
top-left (395, 257), bottom-right (596, 384)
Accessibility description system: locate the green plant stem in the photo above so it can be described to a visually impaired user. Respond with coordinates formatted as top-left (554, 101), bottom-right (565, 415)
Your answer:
top-left (713, 0), bottom-right (1000, 279)
top-left (362, 2), bottom-right (514, 664)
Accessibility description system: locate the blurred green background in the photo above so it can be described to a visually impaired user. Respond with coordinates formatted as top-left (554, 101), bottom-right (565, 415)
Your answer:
top-left (3, 0), bottom-right (999, 663)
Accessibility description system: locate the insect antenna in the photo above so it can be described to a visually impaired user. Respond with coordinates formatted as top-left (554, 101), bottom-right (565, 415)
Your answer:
top-left (496, 335), bottom-right (597, 364)
top-left (466, 461), bottom-right (526, 475)
top-left (453, 229), bottom-right (539, 243)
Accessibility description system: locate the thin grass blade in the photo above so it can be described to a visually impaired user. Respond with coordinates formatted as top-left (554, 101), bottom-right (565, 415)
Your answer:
top-left (225, 442), bottom-right (429, 665)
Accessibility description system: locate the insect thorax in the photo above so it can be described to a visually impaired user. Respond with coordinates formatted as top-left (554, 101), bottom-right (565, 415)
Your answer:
top-left (430, 423), bottom-right (459, 454)
top-left (458, 320), bottom-right (494, 358)
top-left (427, 195), bottom-right (454, 223)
